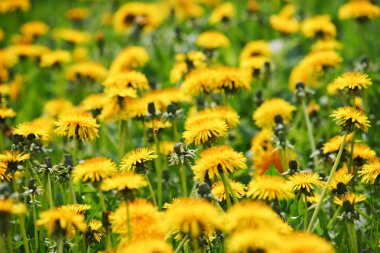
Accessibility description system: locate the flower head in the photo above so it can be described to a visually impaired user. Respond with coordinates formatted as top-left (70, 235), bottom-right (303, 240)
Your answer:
top-left (330, 106), bottom-right (370, 132)
top-left (104, 71), bottom-right (150, 91)
top-left (253, 98), bottom-right (296, 128)
top-left (301, 15), bottom-right (336, 39)
top-left (0, 150), bottom-right (30, 173)
top-left (0, 199), bottom-right (26, 215)
top-left (66, 7), bottom-right (89, 21)
top-left (40, 50), bottom-right (71, 68)
top-left (289, 172), bottom-right (324, 195)
top-left (53, 28), bottom-right (90, 45)
top-left (117, 238), bottom-right (173, 253)
top-left (60, 204), bottom-right (91, 214)
top-left (65, 61), bottom-right (108, 82)
top-left (322, 133), bottom-right (353, 154)
top-left (240, 40), bottom-right (272, 63)
top-left (37, 207), bottom-right (87, 238)
top-left (84, 219), bottom-right (104, 243)
top-left (335, 72), bottom-right (372, 92)
top-left (283, 233), bottom-right (335, 253)
top-left (186, 106), bottom-right (240, 129)
top-left (247, 175), bottom-right (294, 201)
top-left (13, 122), bottom-right (50, 141)
top-left (120, 148), bottom-right (157, 173)
top-left (192, 145), bottom-right (247, 181)
top-left (196, 31), bottom-right (230, 50)
top-left (211, 179), bottom-right (246, 201)
top-left (55, 111), bottom-right (100, 141)
top-left (21, 20), bottom-right (49, 38)
top-left (163, 198), bottom-right (223, 238)
top-left (110, 46), bottom-right (149, 74)
top-left (0, 107), bottom-right (16, 119)
top-left (100, 172), bottom-right (148, 192)
top-left (349, 143), bottom-right (376, 161)
top-left (333, 192), bottom-right (366, 206)
top-left (72, 157), bottom-right (117, 183)
top-left (183, 117), bottom-right (228, 146)
top-left (359, 159), bottom-right (380, 184)
top-left (208, 2), bottom-right (236, 24)
top-left (339, 0), bottom-right (380, 20)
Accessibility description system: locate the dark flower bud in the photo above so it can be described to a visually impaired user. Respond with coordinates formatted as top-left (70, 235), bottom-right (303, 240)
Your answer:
top-left (274, 114), bottom-right (283, 125)
top-left (174, 142), bottom-right (186, 156)
top-left (318, 172), bottom-right (326, 181)
top-left (42, 157), bottom-right (52, 169)
top-left (196, 97), bottom-right (205, 111)
top-left (289, 160), bottom-right (298, 172)
top-left (343, 199), bottom-right (355, 213)
top-left (198, 182), bottom-right (211, 196)
top-left (148, 102), bottom-right (156, 116)
top-left (64, 153), bottom-right (73, 167)
top-left (336, 182), bottom-right (348, 195)
top-left (167, 103), bottom-right (177, 114)
top-left (296, 81), bottom-right (305, 90)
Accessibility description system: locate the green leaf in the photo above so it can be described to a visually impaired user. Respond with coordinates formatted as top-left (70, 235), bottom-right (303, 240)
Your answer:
top-left (264, 164), bottom-right (283, 177)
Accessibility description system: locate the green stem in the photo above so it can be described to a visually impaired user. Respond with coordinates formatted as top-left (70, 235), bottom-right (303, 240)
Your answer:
top-left (98, 190), bottom-right (107, 211)
top-left (125, 201), bottom-right (132, 240)
top-left (302, 100), bottom-right (318, 170)
top-left (221, 174), bottom-right (232, 208)
top-left (46, 173), bottom-right (54, 208)
top-left (154, 133), bottom-right (163, 209)
top-left (6, 230), bottom-right (14, 253)
top-left (303, 194), bottom-right (308, 231)
top-left (32, 200), bottom-right (39, 251)
top-left (173, 119), bottom-right (179, 142)
top-left (307, 132), bottom-right (347, 232)
top-left (348, 221), bottom-right (358, 253)
top-left (180, 164), bottom-right (188, 197)
top-left (327, 206), bottom-right (342, 230)
top-left (280, 148), bottom-right (288, 172)
top-left (192, 236), bottom-right (201, 253)
top-left (355, 207), bottom-right (371, 221)
top-left (117, 118), bottom-right (123, 160)
top-left (347, 131), bottom-right (355, 174)
top-left (221, 173), bottom-right (239, 204)
top-left (57, 237), bottom-right (64, 253)
top-left (145, 174), bottom-right (157, 207)
top-left (19, 215), bottom-right (30, 253)
top-left (69, 176), bottom-right (77, 204)
top-left (174, 235), bottom-right (188, 253)
top-left (0, 130), bottom-right (4, 151)
top-left (73, 135), bottom-right (78, 165)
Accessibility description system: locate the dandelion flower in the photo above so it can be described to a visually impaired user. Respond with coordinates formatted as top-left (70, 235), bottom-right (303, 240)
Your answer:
top-left (283, 233), bottom-right (335, 253)
top-left (350, 143), bottom-right (376, 161)
top-left (43, 99), bottom-right (74, 118)
top-left (329, 172), bottom-right (354, 190)
top-left (322, 133), bottom-right (353, 154)
top-left (186, 106), bottom-right (240, 129)
top-left (104, 71), bottom-right (150, 91)
top-left (211, 180), bottom-right (246, 200)
top-left (109, 199), bottom-right (163, 239)
top-left (192, 145), bottom-right (247, 181)
top-left (55, 111), bottom-right (100, 141)
top-left (163, 198), bottom-right (223, 238)
top-left (84, 219), bottom-right (104, 243)
top-left (183, 118), bottom-right (228, 146)
top-left (13, 122), bottom-right (50, 141)
top-left (226, 228), bottom-right (284, 253)
top-left (65, 61), bottom-right (108, 82)
top-left (339, 0), bottom-right (380, 20)
top-left (209, 2), bottom-right (236, 24)
top-left (0, 199), bottom-right (26, 214)
top-left (335, 72), bottom-right (372, 92)
top-left (196, 30), bottom-right (230, 50)
top-left (330, 106), bottom-right (370, 132)
top-left (333, 192), bottom-right (366, 206)
top-left (40, 50), bottom-right (71, 68)
top-left (180, 68), bottom-right (216, 96)
top-left (226, 201), bottom-right (292, 233)
top-left (37, 207), bottom-right (87, 238)
top-left (213, 67), bottom-right (252, 92)
top-left (301, 15), bottom-right (336, 39)
top-left (0, 150), bottom-right (30, 172)
top-left (288, 172), bottom-right (324, 195)
top-left (247, 175), bottom-right (294, 201)
top-left (110, 46), bottom-right (149, 74)
top-left (100, 172), bottom-right (148, 192)
top-left (359, 159), bottom-right (380, 184)
top-left (120, 148), bottom-right (157, 172)
top-left (240, 40), bottom-right (272, 62)
top-left (53, 28), bottom-right (90, 45)
top-left (72, 157), bottom-right (117, 183)
top-left (253, 98), bottom-right (296, 128)
top-left (21, 21), bottom-right (49, 38)
top-left (59, 204), bottom-right (91, 214)
top-left (66, 7), bottom-right (89, 21)
top-left (117, 238), bottom-right (173, 253)
top-left (0, 107), bottom-right (16, 119)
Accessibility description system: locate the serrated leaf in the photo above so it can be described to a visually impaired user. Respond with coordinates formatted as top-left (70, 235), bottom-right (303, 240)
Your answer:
top-left (264, 164), bottom-right (283, 177)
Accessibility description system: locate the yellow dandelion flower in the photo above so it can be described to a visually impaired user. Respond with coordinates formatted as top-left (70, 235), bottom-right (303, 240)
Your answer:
top-left (0, 162), bottom-right (15, 182)
top-left (333, 192), bottom-right (366, 206)
top-left (339, 0), bottom-right (380, 20)
top-left (322, 133), bottom-right (354, 154)
top-left (226, 228), bottom-right (284, 253)
top-left (180, 68), bottom-right (216, 96)
top-left (211, 179), bottom-right (246, 200)
top-left (209, 2), bottom-right (236, 24)
top-left (43, 99), bottom-right (74, 118)
top-left (85, 219), bottom-right (104, 243)
top-left (196, 30), bottom-right (230, 50)
top-left (253, 98), bottom-right (296, 128)
top-left (307, 193), bottom-right (320, 204)
top-left (183, 118), bottom-right (228, 146)
top-left (250, 128), bottom-right (274, 154)
top-left (289, 172), bottom-right (325, 194)
top-left (104, 71), bottom-right (150, 91)
top-left (311, 39), bottom-right (342, 52)
top-left (350, 143), bottom-right (376, 160)
top-left (283, 233), bottom-right (335, 253)
top-left (37, 207), bottom-right (87, 238)
top-left (117, 238), bottom-right (173, 253)
top-left (330, 106), bottom-right (370, 132)
top-left (270, 15), bottom-right (299, 35)
top-left (110, 199), bottom-right (163, 239)
top-left (0, 107), bottom-right (16, 119)
top-left (0, 198), bottom-right (26, 214)
top-left (240, 40), bottom-right (272, 63)
top-left (40, 50), bottom-right (71, 68)
top-left (52, 28), bottom-right (90, 45)
top-left (240, 56), bottom-right (270, 74)
top-left (104, 84), bottom-right (137, 99)
top-left (72, 46), bottom-right (88, 62)
top-left (192, 145), bottom-right (247, 181)
top-left (186, 106), bottom-right (240, 129)
top-left (100, 172), bottom-right (148, 192)
top-left (145, 118), bottom-right (172, 131)
top-left (301, 15), bottom-right (337, 39)
top-left (335, 72), bottom-right (372, 92)
top-left (66, 61), bottom-right (108, 82)
top-left (80, 93), bottom-right (113, 113)
top-left (163, 198), bottom-right (223, 238)
top-left (0, 49), bottom-right (18, 68)
top-left (13, 122), bottom-right (50, 141)
top-left (110, 46), bottom-right (149, 74)
top-left (213, 67), bottom-right (252, 92)
top-left (170, 0), bottom-right (204, 21)
top-left (247, 175), bottom-right (294, 201)
top-left (60, 204), bottom-right (91, 214)
top-left (120, 148), bottom-right (157, 172)
top-left (0, 0), bottom-right (30, 13)
top-left (359, 159), bottom-right (380, 184)
top-left (329, 172), bottom-right (354, 190)
top-left (54, 111), bottom-right (100, 141)
top-left (0, 150), bottom-right (30, 171)
top-left (66, 7), bottom-right (89, 21)
top-left (226, 201), bottom-right (293, 233)
top-left (21, 20), bottom-right (49, 38)
top-left (7, 44), bottom-right (50, 59)
top-left (302, 50), bottom-right (342, 72)
top-left (72, 157), bottom-right (117, 183)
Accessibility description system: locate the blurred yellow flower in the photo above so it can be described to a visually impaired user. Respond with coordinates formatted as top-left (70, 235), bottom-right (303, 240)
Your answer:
top-left (72, 157), bottom-right (117, 183)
